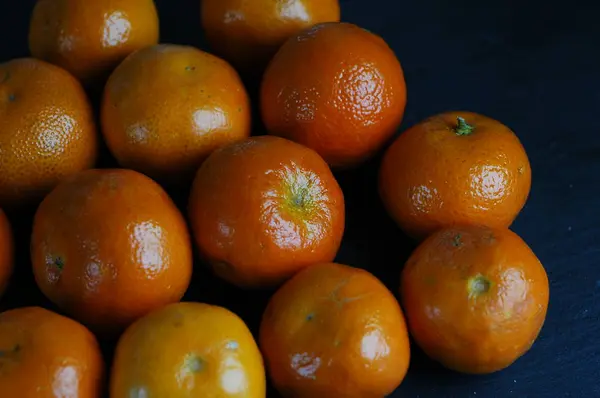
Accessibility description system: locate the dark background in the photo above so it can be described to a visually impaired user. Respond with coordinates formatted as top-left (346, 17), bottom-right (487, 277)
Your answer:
top-left (1, 0), bottom-right (599, 397)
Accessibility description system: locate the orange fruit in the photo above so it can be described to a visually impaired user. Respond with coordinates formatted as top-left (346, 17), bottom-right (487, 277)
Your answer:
top-left (0, 58), bottom-right (97, 208)
top-left (30, 168), bottom-right (193, 334)
top-left (260, 262), bottom-right (411, 397)
top-left (188, 136), bottom-right (345, 288)
top-left (101, 44), bottom-right (251, 184)
top-left (0, 306), bottom-right (103, 397)
top-left (0, 209), bottom-right (13, 298)
top-left (201, 0), bottom-right (340, 75)
top-left (379, 111), bottom-right (532, 241)
top-left (400, 225), bottom-right (550, 374)
top-left (29, 0), bottom-right (159, 83)
top-left (110, 302), bottom-right (266, 398)
top-left (261, 22), bottom-right (406, 169)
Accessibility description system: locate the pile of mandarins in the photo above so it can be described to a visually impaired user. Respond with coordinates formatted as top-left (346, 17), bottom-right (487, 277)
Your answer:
top-left (0, 0), bottom-right (549, 397)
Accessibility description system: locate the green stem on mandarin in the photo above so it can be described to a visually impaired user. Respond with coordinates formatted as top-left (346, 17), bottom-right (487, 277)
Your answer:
top-left (455, 117), bottom-right (474, 136)
top-left (0, 344), bottom-right (20, 358)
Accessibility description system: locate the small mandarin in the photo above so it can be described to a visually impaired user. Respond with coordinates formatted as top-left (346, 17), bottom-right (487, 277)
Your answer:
top-left (201, 0), bottom-right (340, 75)
top-left (260, 263), bottom-right (411, 397)
top-left (379, 111), bottom-right (532, 240)
top-left (0, 58), bottom-right (97, 208)
top-left (261, 22), bottom-right (406, 168)
top-left (400, 225), bottom-right (549, 374)
top-left (0, 306), bottom-right (103, 397)
top-left (101, 44), bottom-right (251, 184)
top-left (110, 302), bottom-right (266, 398)
top-left (29, 0), bottom-right (159, 83)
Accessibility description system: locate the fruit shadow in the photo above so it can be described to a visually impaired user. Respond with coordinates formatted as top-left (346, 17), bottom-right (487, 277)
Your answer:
top-left (0, 205), bottom-right (54, 314)
top-left (183, 251), bottom-right (276, 334)
top-left (332, 152), bottom-right (416, 294)
top-left (398, 343), bottom-right (493, 396)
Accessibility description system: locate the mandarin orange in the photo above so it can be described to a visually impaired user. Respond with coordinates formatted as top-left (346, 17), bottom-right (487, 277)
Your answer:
top-left (261, 22), bottom-right (406, 168)
top-left (101, 44), bottom-right (251, 184)
top-left (0, 58), bottom-right (97, 208)
top-left (260, 262), bottom-right (411, 397)
top-left (201, 0), bottom-right (340, 75)
top-left (29, 0), bottom-right (159, 83)
top-left (188, 136), bottom-right (345, 288)
top-left (400, 225), bottom-right (549, 374)
top-left (31, 168), bottom-right (193, 334)
top-left (0, 306), bottom-right (103, 397)
top-left (380, 111), bottom-right (531, 240)
top-left (110, 302), bottom-right (266, 397)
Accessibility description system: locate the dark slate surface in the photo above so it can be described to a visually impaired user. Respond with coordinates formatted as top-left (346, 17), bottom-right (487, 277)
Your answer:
top-left (1, 1), bottom-right (598, 397)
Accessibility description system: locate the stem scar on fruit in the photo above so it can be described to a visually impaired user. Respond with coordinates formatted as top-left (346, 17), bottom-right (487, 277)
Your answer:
top-left (54, 257), bottom-right (64, 271)
top-left (284, 178), bottom-right (319, 218)
top-left (454, 117), bottom-right (474, 136)
top-left (452, 234), bottom-right (463, 247)
top-left (467, 274), bottom-right (492, 299)
top-left (0, 344), bottom-right (20, 358)
top-left (183, 354), bottom-right (205, 373)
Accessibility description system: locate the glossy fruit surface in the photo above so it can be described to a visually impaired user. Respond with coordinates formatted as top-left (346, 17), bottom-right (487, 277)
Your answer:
top-left (110, 302), bottom-right (266, 398)
top-left (201, 0), bottom-right (340, 74)
top-left (102, 44), bottom-right (251, 184)
top-left (261, 22), bottom-right (406, 168)
top-left (0, 58), bottom-right (97, 208)
top-left (188, 136), bottom-right (345, 288)
top-left (0, 306), bottom-right (103, 397)
top-left (29, 0), bottom-right (159, 83)
top-left (260, 262), bottom-right (410, 397)
top-left (379, 111), bottom-right (531, 240)
top-left (30, 168), bottom-right (192, 333)
top-left (400, 225), bottom-right (549, 374)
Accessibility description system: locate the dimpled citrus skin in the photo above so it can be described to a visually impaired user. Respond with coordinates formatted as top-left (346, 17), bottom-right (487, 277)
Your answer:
top-left (400, 225), bottom-right (549, 374)
top-left (261, 22), bottom-right (406, 169)
top-left (201, 0), bottom-right (340, 74)
top-left (379, 111), bottom-right (532, 241)
top-left (0, 306), bottom-right (103, 398)
top-left (260, 263), bottom-right (411, 398)
top-left (0, 58), bottom-right (97, 208)
top-left (110, 302), bottom-right (266, 398)
top-left (0, 209), bottom-right (13, 298)
top-left (30, 168), bottom-right (193, 334)
top-left (188, 136), bottom-right (345, 288)
top-left (101, 44), bottom-right (251, 183)
top-left (29, 0), bottom-right (159, 83)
